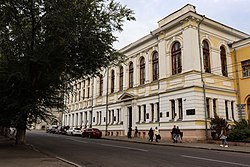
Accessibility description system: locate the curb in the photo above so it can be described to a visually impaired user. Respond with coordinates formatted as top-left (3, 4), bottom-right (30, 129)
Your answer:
top-left (102, 137), bottom-right (250, 154)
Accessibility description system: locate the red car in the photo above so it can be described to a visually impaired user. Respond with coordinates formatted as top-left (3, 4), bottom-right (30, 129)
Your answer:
top-left (82, 128), bottom-right (102, 138)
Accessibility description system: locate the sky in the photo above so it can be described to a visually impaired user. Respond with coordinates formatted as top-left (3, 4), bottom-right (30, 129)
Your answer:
top-left (113, 0), bottom-right (250, 49)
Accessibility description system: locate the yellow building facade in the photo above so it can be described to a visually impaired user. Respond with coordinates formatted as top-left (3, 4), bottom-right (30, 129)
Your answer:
top-left (231, 38), bottom-right (250, 120)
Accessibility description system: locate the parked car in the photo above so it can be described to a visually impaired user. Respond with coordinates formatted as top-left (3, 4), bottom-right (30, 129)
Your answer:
top-left (46, 125), bottom-right (58, 133)
top-left (58, 126), bottom-right (69, 135)
top-left (82, 128), bottom-right (102, 138)
top-left (66, 127), bottom-right (82, 136)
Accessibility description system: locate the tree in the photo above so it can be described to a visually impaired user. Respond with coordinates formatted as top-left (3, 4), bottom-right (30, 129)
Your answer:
top-left (0, 0), bottom-right (135, 144)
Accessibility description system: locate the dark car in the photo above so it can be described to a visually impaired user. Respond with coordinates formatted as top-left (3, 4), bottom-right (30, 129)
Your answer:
top-left (57, 126), bottom-right (69, 135)
top-left (82, 128), bottom-right (102, 138)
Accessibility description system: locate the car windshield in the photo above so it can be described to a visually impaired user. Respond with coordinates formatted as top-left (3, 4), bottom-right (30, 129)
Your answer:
top-left (75, 128), bottom-right (81, 130)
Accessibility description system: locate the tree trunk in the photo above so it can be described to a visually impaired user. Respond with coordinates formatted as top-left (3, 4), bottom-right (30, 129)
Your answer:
top-left (15, 128), bottom-right (26, 144)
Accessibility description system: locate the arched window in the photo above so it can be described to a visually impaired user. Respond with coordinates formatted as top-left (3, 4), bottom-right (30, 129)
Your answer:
top-left (152, 52), bottom-right (159, 81)
top-left (99, 75), bottom-right (103, 96)
top-left (140, 57), bottom-right (145, 85)
top-left (129, 62), bottom-right (133, 88)
top-left (220, 46), bottom-right (228, 77)
top-left (203, 40), bottom-right (211, 73)
top-left (111, 70), bottom-right (115, 93)
top-left (119, 66), bottom-right (123, 91)
top-left (171, 42), bottom-right (182, 75)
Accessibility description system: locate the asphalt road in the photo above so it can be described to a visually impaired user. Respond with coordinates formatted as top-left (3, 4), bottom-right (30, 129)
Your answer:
top-left (26, 131), bottom-right (250, 167)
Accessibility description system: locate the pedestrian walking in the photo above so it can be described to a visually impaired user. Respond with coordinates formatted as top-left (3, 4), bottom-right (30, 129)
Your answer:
top-left (134, 126), bottom-right (138, 138)
top-left (176, 126), bottom-right (182, 143)
top-left (148, 127), bottom-right (154, 142)
top-left (154, 127), bottom-right (161, 142)
top-left (128, 127), bottom-right (132, 138)
top-left (171, 125), bottom-right (178, 143)
top-left (219, 127), bottom-right (228, 147)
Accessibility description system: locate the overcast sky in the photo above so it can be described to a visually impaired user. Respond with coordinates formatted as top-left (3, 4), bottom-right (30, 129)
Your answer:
top-left (113, 0), bottom-right (250, 49)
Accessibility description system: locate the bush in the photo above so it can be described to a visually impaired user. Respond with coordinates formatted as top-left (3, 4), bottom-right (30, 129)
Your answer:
top-left (210, 115), bottom-right (228, 139)
top-left (228, 119), bottom-right (250, 141)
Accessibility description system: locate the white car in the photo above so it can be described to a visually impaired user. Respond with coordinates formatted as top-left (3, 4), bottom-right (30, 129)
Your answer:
top-left (66, 127), bottom-right (82, 136)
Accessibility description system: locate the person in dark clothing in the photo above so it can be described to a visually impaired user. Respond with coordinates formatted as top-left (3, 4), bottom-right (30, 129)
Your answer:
top-left (171, 125), bottom-right (178, 143)
top-left (148, 127), bottom-right (154, 142)
top-left (128, 127), bottom-right (132, 138)
top-left (134, 126), bottom-right (138, 138)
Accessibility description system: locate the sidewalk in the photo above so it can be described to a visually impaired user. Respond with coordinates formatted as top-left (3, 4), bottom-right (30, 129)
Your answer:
top-left (102, 135), bottom-right (250, 154)
top-left (0, 135), bottom-right (75, 167)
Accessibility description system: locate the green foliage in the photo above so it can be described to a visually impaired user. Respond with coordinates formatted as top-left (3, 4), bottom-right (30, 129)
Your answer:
top-left (228, 119), bottom-right (250, 141)
top-left (210, 115), bottom-right (228, 139)
top-left (0, 0), bottom-right (135, 142)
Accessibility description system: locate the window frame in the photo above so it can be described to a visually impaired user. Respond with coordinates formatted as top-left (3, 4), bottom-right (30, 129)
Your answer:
top-left (111, 70), bottom-right (115, 93)
top-left (119, 66), bottom-right (123, 91)
top-left (220, 46), bottom-right (228, 77)
top-left (140, 57), bottom-right (145, 85)
top-left (99, 75), bottom-right (103, 96)
top-left (171, 42), bottom-right (182, 75)
top-left (202, 40), bottom-right (211, 73)
top-left (152, 52), bottom-right (159, 81)
top-left (242, 60), bottom-right (250, 77)
top-left (129, 62), bottom-right (134, 88)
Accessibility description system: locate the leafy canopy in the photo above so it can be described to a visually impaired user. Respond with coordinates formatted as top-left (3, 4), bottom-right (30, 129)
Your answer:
top-left (0, 0), bottom-right (135, 129)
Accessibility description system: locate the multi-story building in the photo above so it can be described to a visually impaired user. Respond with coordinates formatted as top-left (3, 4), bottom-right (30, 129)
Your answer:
top-left (62, 4), bottom-right (249, 141)
top-left (231, 37), bottom-right (250, 121)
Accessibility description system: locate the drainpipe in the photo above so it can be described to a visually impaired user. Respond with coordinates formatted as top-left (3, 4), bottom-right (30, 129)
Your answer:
top-left (105, 68), bottom-right (109, 136)
top-left (234, 48), bottom-right (242, 120)
top-left (158, 51), bottom-right (161, 128)
top-left (198, 15), bottom-right (208, 140)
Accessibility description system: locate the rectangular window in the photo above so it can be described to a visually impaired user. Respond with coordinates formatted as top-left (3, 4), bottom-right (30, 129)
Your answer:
top-left (87, 78), bottom-right (90, 98)
top-left (213, 99), bottom-right (217, 117)
top-left (171, 100), bottom-right (175, 119)
top-left (108, 110), bottom-right (111, 124)
top-left (138, 106), bottom-right (141, 122)
top-left (225, 100), bottom-right (229, 120)
top-left (82, 81), bottom-right (85, 100)
top-left (99, 111), bottom-right (102, 125)
top-left (74, 85), bottom-right (77, 102)
top-left (156, 102), bottom-right (160, 121)
top-left (117, 109), bottom-right (120, 123)
top-left (99, 76), bottom-right (103, 96)
top-left (96, 112), bottom-right (99, 125)
top-left (143, 105), bottom-right (146, 122)
top-left (78, 83), bottom-right (81, 101)
top-left (242, 60), bottom-right (250, 77)
top-left (178, 99), bottom-right (183, 120)
top-left (206, 98), bottom-right (210, 118)
top-left (151, 103), bottom-right (154, 122)
top-left (231, 101), bottom-right (235, 120)
top-left (112, 110), bottom-right (114, 124)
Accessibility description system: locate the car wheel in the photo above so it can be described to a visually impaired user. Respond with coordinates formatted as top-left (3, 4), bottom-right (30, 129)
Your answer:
top-left (71, 132), bottom-right (73, 136)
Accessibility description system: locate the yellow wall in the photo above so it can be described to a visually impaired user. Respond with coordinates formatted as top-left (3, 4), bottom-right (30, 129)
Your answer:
top-left (232, 40), bottom-right (250, 120)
